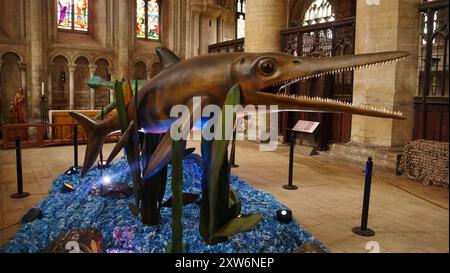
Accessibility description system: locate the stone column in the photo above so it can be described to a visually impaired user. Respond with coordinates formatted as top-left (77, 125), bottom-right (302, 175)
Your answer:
top-left (108, 67), bottom-right (115, 103)
top-left (217, 16), bottom-right (226, 43)
top-left (0, 61), bottom-right (2, 115)
top-left (19, 63), bottom-right (27, 93)
top-left (108, 67), bottom-right (115, 102)
top-left (29, 0), bottom-right (44, 119)
top-left (244, 0), bottom-right (288, 52)
top-left (89, 64), bottom-right (97, 109)
top-left (244, 0), bottom-right (288, 142)
top-left (116, 0), bottom-right (130, 80)
top-left (47, 63), bottom-right (53, 108)
top-left (330, 0), bottom-right (420, 172)
top-left (68, 64), bottom-right (76, 110)
top-left (351, 0), bottom-right (420, 148)
top-left (191, 10), bottom-right (201, 57)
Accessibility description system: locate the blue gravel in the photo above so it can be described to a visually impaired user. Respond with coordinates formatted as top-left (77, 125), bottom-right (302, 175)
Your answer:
top-left (1, 154), bottom-right (328, 253)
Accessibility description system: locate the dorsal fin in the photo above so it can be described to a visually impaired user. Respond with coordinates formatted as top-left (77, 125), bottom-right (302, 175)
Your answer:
top-left (156, 47), bottom-right (181, 69)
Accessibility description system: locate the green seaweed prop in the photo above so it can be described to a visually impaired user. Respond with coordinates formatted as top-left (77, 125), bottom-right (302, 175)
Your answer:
top-left (166, 137), bottom-right (185, 253)
top-left (113, 81), bottom-right (142, 215)
top-left (140, 133), bottom-right (168, 225)
top-left (199, 84), bottom-right (262, 244)
top-left (95, 79), bottom-right (169, 226)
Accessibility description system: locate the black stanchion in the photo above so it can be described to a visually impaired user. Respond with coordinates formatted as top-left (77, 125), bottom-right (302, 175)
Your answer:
top-left (97, 106), bottom-right (110, 171)
top-left (64, 126), bottom-right (79, 175)
top-left (283, 131), bottom-right (298, 190)
top-left (74, 126), bottom-right (78, 168)
top-left (40, 95), bottom-right (48, 139)
top-left (352, 156), bottom-right (375, 237)
top-left (11, 136), bottom-right (30, 199)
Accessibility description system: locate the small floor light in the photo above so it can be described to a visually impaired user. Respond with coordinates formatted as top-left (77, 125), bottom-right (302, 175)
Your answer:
top-left (276, 209), bottom-right (293, 224)
top-left (64, 166), bottom-right (79, 176)
top-left (102, 176), bottom-right (112, 187)
top-left (101, 175), bottom-right (113, 192)
top-left (62, 183), bottom-right (75, 193)
top-left (98, 160), bottom-right (111, 169)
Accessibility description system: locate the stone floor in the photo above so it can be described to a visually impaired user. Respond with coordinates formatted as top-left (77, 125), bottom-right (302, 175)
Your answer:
top-left (0, 141), bottom-right (448, 253)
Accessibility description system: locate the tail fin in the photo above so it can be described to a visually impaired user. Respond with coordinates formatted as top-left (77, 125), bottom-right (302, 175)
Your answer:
top-left (69, 112), bottom-right (108, 177)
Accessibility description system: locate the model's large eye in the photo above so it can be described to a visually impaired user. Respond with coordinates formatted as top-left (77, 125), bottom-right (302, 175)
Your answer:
top-left (258, 59), bottom-right (277, 76)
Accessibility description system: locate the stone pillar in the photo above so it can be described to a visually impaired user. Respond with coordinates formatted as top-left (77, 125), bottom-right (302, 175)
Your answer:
top-left (0, 60), bottom-right (2, 123)
top-left (47, 63), bottom-right (53, 108)
top-left (116, 0), bottom-right (130, 80)
top-left (19, 63), bottom-right (27, 93)
top-left (191, 10), bottom-right (201, 57)
top-left (217, 17), bottom-right (224, 43)
top-left (89, 64), bottom-right (97, 109)
top-left (29, 0), bottom-right (44, 119)
top-left (351, 0), bottom-right (420, 148)
top-left (68, 64), bottom-right (76, 110)
top-left (108, 67), bottom-right (115, 103)
top-left (244, 0), bottom-right (288, 52)
top-left (244, 0), bottom-right (288, 142)
top-left (330, 0), bottom-right (420, 172)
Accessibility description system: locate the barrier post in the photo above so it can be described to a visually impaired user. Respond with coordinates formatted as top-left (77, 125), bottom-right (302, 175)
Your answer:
top-left (352, 157), bottom-right (375, 237)
top-left (283, 130), bottom-right (298, 190)
top-left (11, 136), bottom-right (30, 199)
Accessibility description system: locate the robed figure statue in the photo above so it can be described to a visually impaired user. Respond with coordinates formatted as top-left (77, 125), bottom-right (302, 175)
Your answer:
top-left (14, 87), bottom-right (26, 123)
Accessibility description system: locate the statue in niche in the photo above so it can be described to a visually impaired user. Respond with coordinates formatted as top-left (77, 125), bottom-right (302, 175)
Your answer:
top-left (14, 87), bottom-right (26, 123)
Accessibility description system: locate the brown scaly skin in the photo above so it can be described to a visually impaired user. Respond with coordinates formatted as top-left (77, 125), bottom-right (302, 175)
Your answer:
top-left (70, 49), bottom-right (410, 177)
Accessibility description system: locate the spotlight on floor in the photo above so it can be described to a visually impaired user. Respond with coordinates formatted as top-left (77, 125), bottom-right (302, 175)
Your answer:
top-left (101, 175), bottom-right (113, 191)
top-left (276, 209), bottom-right (293, 224)
top-left (64, 166), bottom-right (79, 176)
top-left (98, 160), bottom-right (111, 169)
top-left (62, 183), bottom-right (75, 193)
top-left (102, 176), bottom-right (112, 186)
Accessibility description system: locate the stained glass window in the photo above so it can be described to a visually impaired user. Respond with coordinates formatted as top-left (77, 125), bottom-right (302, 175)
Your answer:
top-left (136, 0), bottom-right (160, 40)
top-left (303, 0), bottom-right (334, 26)
top-left (236, 0), bottom-right (246, 39)
top-left (57, 0), bottom-right (88, 32)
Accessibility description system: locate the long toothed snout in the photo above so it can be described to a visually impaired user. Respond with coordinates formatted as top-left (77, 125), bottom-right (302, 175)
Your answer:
top-left (274, 51), bottom-right (410, 91)
top-left (258, 51), bottom-right (410, 120)
top-left (273, 94), bottom-right (405, 119)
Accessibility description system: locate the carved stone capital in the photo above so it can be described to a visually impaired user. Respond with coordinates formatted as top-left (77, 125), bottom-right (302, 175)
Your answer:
top-left (89, 64), bottom-right (98, 75)
top-left (107, 67), bottom-right (115, 75)
top-left (68, 64), bottom-right (77, 73)
top-left (18, 62), bottom-right (27, 71)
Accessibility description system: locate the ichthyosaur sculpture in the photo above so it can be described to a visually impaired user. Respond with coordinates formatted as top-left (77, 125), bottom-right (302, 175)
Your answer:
top-left (70, 48), bottom-right (409, 179)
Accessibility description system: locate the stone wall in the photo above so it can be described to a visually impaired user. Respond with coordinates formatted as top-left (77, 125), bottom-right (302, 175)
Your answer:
top-left (0, 53), bottom-right (23, 124)
top-left (351, 0), bottom-right (420, 148)
top-left (330, 0), bottom-right (422, 171)
top-left (245, 0), bottom-right (288, 52)
top-left (0, 0), bottom-right (237, 122)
